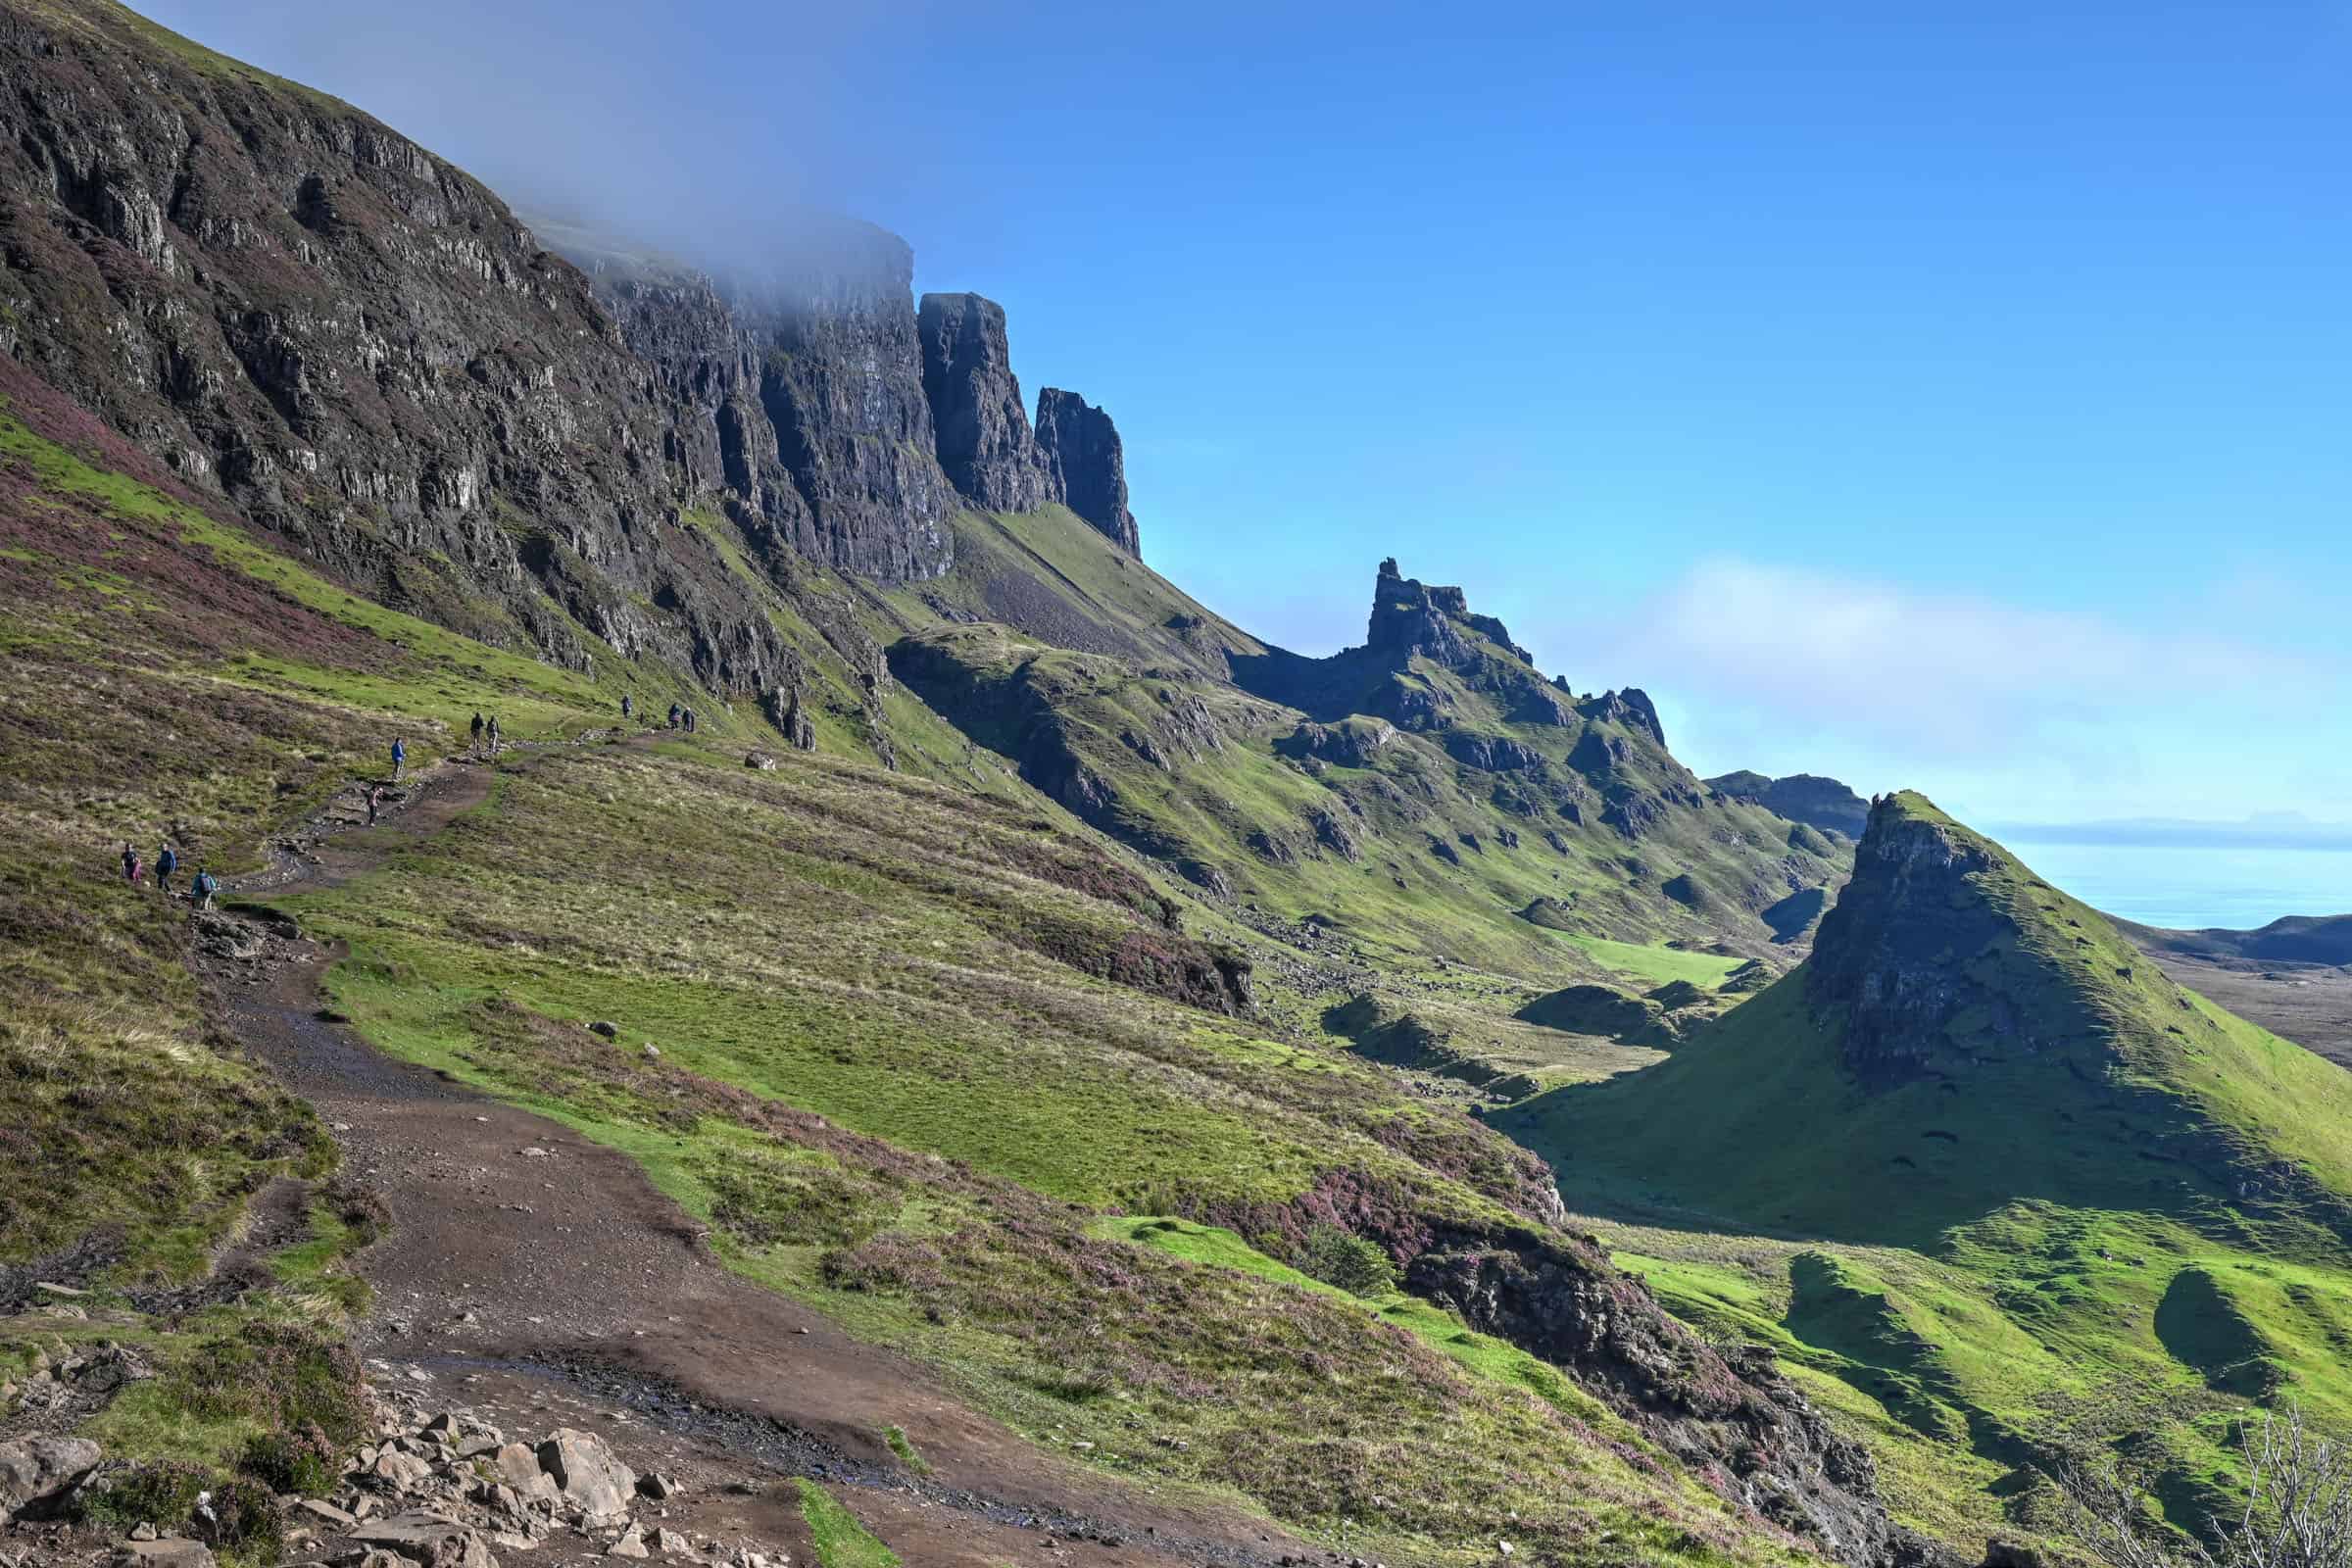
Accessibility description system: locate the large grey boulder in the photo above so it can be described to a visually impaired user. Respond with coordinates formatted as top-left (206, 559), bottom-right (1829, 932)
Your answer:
top-left (0, 1434), bottom-right (101, 1519)
top-left (353, 1511), bottom-right (500, 1568)
top-left (534, 1428), bottom-right (636, 1522)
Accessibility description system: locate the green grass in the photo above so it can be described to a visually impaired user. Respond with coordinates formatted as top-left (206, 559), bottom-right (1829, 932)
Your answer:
top-left (881, 1425), bottom-right (929, 1475)
top-left (266, 741), bottom-right (1799, 1565)
top-left (1498, 794), bottom-right (2352, 1547)
top-left (1545, 932), bottom-right (1744, 989)
top-left (795, 1479), bottom-right (902, 1568)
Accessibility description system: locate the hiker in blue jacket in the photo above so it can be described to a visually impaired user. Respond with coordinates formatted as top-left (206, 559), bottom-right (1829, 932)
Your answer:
top-left (391, 736), bottom-right (406, 780)
top-left (191, 866), bottom-right (219, 911)
top-left (155, 842), bottom-right (178, 896)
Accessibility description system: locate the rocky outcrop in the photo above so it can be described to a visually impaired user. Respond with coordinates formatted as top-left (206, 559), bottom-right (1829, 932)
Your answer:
top-left (1807, 794), bottom-right (2074, 1084)
top-left (1580, 688), bottom-right (1666, 747)
top-left (0, 0), bottom-right (975, 738)
top-left (1365, 558), bottom-right (1536, 664)
top-left (918, 292), bottom-right (1052, 512)
top-left (1406, 1233), bottom-right (1946, 1568)
top-left (1034, 388), bottom-right (1139, 555)
top-left (722, 238), bottom-right (953, 580)
top-left (1709, 770), bottom-right (1871, 839)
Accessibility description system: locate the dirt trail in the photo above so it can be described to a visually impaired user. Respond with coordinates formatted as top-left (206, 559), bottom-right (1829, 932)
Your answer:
top-left (210, 748), bottom-right (1306, 1568)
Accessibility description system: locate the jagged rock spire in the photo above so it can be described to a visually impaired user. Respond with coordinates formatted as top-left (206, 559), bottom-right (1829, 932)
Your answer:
top-left (916, 293), bottom-right (1053, 513)
top-left (1035, 388), bottom-right (1140, 557)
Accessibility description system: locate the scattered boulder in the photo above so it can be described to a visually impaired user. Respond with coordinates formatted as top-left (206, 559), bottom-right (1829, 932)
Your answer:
top-left (353, 1511), bottom-right (500, 1568)
top-left (535, 1429), bottom-right (636, 1523)
top-left (489, 1443), bottom-right (560, 1505)
top-left (0, 1434), bottom-right (102, 1520)
top-left (588, 1021), bottom-right (620, 1039)
top-left (744, 753), bottom-right (778, 771)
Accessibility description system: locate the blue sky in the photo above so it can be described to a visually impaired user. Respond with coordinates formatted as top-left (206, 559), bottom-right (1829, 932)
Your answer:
top-left (151, 0), bottom-right (2352, 829)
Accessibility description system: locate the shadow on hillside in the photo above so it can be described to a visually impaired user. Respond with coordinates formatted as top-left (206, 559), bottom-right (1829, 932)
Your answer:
top-left (1489, 974), bottom-right (2309, 1257)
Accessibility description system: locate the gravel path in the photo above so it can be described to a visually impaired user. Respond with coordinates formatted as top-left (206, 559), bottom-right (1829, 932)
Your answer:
top-left (204, 749), bottom-right (1312, 1568)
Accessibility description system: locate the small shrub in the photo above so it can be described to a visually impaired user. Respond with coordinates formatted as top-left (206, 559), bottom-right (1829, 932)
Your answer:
top-left (172, 1321), bottom-right (367, 1443)
top-left (325, 1179), bottom-right (390, 1247)
top-left (240, 1424), bottom-right (339, 1496)
top-left (199, 1476), bottom-right (283, 1565)
top-left (76, 1460), bottom-right (207, 1530)
top-left (1303, 1225), bottom-right (1396, 1298)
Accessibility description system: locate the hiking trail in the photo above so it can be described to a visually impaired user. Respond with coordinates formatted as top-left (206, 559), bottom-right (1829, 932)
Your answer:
top-left (205, 742), bottom-right (1307, 1568)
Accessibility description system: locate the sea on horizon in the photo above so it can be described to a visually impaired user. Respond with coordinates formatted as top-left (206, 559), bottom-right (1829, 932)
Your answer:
top-left (1998, 840), bottom-right (2352, 933)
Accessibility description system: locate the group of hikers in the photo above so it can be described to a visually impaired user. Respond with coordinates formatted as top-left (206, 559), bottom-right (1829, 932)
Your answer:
top-left (120, 697), bottom-right (705, 908)
top-left (120, 840), bottom-right (220, 908)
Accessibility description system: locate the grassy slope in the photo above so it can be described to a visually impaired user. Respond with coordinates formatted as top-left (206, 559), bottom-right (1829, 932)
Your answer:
top-left (1500, 795), bottom-right (2352, 1547)
top-left (0, 386), bottom-right (1807, 1565)
top-left (0, 388), bottom-right (544, 1494)
top-left (884, 511), bottom-right (1847, 1106)
top-left (278, 738), bottom-right (1802, 1563)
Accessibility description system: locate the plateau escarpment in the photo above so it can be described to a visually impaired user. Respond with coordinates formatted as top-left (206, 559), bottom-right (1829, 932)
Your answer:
top-left (0, 2), bottom-right (819, 683)
top-left (557, 218), bottom-right (956, 583)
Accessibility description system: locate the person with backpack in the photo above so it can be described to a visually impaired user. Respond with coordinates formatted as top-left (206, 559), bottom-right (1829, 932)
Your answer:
top-left (470, 712), bottom-right (485, 753)
top-left (486, 715), bottom-right (502, 755)
top-left (155, 842), bottom-right (178, 895)
top-left (191, 866), bottom-right (219, 911)
top-left (620, 694), bottom-right (633, 720)
top-left (667, 703), bottom-right (681, 730)
top-left (121, 842), bottom-right (141, 886)
top-left (682, 707), bottom-right (697, 734)
top-left (391, 736), bottom-right (406, 780)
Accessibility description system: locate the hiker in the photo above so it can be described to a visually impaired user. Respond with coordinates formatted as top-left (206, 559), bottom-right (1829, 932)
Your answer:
top-left (192, 866), bottom-right (218, 911)
top-left (366, 785), bottom-right (382, 825)
top-left (155, 842), bottom-right (178, 896)
top-left (470, 712), bottom-right (485, 752)
top-left (391, 736), bottom-right (406, 780)
top-left (682, 707), bottom-right (697, 734)
top-left (667, 703), bottom-right (681, 730)
top-left (121, 842), bottom-right (141, 886)
top-left (620, 694), bottom-right (633, 720)
top-left (485, 715), bottom-right (502, 755)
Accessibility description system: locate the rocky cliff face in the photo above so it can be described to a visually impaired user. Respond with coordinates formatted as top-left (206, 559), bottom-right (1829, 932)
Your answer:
top-left (0, 0), bottom-right (822, 685)
top-left (1034, 388), bottom-right (1139, 556)
top-left (719, 235), bottom-right (953, 582)
top-left (568, 222), bottom-right (956, 585)
top-left (917, 292), bottom-right (1052, 514)
top-left (0, 0), bottom-right (973, 718)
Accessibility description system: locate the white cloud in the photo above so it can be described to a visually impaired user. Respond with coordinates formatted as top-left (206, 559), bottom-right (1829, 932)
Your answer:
top-left (1546, 558), bottom-right (2334, 820)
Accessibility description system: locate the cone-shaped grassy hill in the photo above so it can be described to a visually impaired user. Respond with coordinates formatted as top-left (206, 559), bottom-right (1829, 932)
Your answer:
top-left (1504, 790), bottom-right (2352, 1250)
